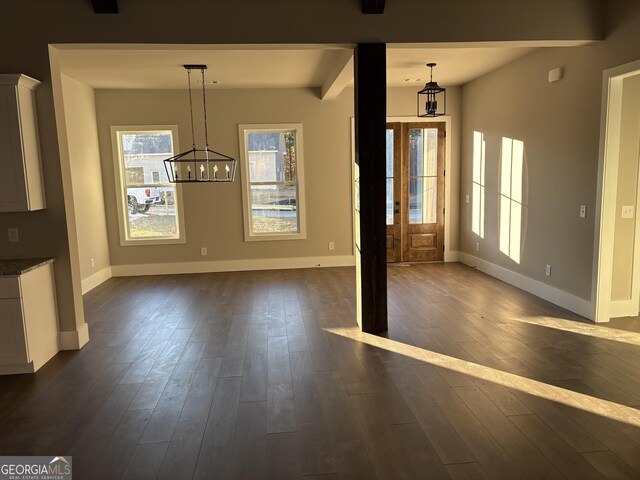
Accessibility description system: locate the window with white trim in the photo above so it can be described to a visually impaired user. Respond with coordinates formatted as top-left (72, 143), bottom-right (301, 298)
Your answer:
top-left (472, 131), bottom-right (486, 238)
top-left (239, 124), bottom-right (306, 241)
top-left (499, 137), bottom-right (524, 263)
top-left (112, 126), bottom-right (185, 245)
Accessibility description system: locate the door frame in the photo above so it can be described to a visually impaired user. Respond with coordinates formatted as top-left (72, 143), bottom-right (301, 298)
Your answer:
top-left (350, 115), bottom-right (454, 262)
top-left (387, 116), bottom-right (454, 261)
top-left (593, 59), bottom-right (640, 322)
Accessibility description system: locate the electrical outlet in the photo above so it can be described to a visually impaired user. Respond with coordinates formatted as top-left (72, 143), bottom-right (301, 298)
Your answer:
top-left (90, 258), bottom-right (95, 268)
top-left (200, 247), bottom-right (208, 256)
top-left (8, 228), bottom-right (19, 243)
top-left (328, 242), bottom-right (335, 251)
top-left (465, 194), bottom-right (470, 204)
top-left (622, 206), bottom-right (634, 219)
top-left (579, 205), bottom-right (587, 218)
top-left (476, 242), bottom-right (480, 252)
top-left (545, 264), bottom-right (551, 276)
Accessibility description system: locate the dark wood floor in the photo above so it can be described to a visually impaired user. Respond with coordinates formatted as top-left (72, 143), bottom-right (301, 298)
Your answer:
top-left (1, 263), bottom-right (640, 479)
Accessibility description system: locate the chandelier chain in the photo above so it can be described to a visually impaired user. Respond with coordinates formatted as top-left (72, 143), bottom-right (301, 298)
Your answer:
top-left (187, 68), bottom-right (196, 150)
top-left (201, 68), bottom-right (209, 148)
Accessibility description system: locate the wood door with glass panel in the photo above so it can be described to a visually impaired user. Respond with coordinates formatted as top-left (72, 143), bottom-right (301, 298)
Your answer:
top-left (386, 123), bottom-right (401, 262)
top-left (402, 122), bottom-right (445, 262)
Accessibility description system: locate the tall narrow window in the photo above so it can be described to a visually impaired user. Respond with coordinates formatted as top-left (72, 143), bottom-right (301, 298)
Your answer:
top-left (409, 127), bottom-right (438, 225)
top-left (386, 128), bottom-right (394, 226)
top-left (499, 137), bottom-right (524, 263)
top-left (112, 126), bottom-right (185, 245)
top-left (472, 131), bottom-right (486, 238)
top-left (239, 124), bottom-right (306, 241)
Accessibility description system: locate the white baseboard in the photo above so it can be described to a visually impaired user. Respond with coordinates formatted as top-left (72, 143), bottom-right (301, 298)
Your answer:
top-left (111, 255), bottom-right (357, 277)
top-left (81, 266), bottom-right (112, 294)
top-left (459, 252), bottom-right (593, 320)
top-left (59, 322), bottom-right (90, 350)
top-left (445, 250), bottom-right (460, 262)
top-left (610, 299), bottom-right (638, 318)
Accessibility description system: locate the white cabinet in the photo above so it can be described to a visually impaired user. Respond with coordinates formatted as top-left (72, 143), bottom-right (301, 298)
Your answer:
top-left (0, 74), bottom-right (45, 212)
top-left (0, 261), bottom-right (59, 374)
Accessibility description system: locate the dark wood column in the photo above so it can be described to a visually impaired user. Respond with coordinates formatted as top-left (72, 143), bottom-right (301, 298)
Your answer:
top-left (354, 43), bottom-right (388, 333)
top-left (91, 0), bottom-right (119, 13)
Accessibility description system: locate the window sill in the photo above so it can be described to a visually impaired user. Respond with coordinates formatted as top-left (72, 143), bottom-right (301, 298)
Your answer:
top-left (119, 237), bottom-right (186, 247)
top-left (244, 232), bottom-right (306, 242)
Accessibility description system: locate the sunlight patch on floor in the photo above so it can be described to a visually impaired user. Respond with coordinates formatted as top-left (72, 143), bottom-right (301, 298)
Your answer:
top-left (324, 326), bottom-right (640, 428)
top-left (507, 315), bottom-right (640, 347)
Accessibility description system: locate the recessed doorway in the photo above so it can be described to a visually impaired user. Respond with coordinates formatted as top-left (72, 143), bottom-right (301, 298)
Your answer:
top-left (386, 122), bottom-right (446, 263)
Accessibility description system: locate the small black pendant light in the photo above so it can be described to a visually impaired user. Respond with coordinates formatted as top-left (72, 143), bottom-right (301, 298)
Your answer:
top-left (417, 63), bottom-right (446, 117)
top-left (163, 65), bottom-right (237, 183)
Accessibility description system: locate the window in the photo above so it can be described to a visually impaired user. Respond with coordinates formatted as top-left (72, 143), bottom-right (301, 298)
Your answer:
top-left (112, 126), bottom-right (185, 245)
top-left (472, 131), bottom-right (486, 238)
top-left (409, 127), bottom-right (438, 224)
top-left (499, 137), bottom-right (524, 263)
top-left (239, 124), bottom-right (306, 241)
top-left (386, 128), bottom-right (394, 225)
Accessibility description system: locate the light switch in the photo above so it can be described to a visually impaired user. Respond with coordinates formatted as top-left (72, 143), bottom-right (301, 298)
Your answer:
top-left (622, 206), bottom-right (634, 219)
top-left (579, 205), bottom-right (587, 218)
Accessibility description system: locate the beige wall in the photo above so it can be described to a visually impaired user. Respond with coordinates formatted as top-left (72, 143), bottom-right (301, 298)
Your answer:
top-left (95, 88), bottom-right (355, 265)
top-left (460, 1), bottom-right (640, 302)
top-left (611, 74), bottom-right (640, 300)
top-left (60, 75), bottom-right (111, 281)
top-left (92, 86), bottom-right (461, 267)
top-left (461, 46), bottom-right (603, 299)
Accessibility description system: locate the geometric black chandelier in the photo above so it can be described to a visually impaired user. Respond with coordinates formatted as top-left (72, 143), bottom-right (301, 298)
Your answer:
top-left (417, 62), bottom-right (446, 117)
top-left (163, 65), bottom-right (237, 183)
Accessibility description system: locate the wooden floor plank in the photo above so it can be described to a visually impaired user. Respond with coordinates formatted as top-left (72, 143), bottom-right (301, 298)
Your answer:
top-left (229, 401), bottom-right (267, 479)
top-left (138, 342), bottom-right (205, 444)
top-left (390, 422), bottom-right (453, 479)
top-left (1, 264), bottom-right (639, 479)
top-left (583, 451), bottom-right (639, 480)
top-left (510, 414), bottom-right (605, 480)
top-left (266, 335), bottom-right (297, 433)
top-left (383, 361), bottom-right (476, 466)
top-left (92, 408), bottom-right (154, 480)
top-left (121, 442), bottom-right (169, 480)
top-left (411, 364), bottom-right (526, 479)
top-left (454, 385), bottom-right (565, 479)
top-left (192, 376), bottom-right (242, 480)
top-left (446, 462), bottom-right (491, 480)
top-left (156, 357), bottom-right (222, 480)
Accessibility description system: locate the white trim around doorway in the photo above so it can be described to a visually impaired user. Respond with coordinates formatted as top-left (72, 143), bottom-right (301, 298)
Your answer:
top-left (592, 59), bottom-right (640, 322)
top-left (386, 116), bottom-right (455, 262)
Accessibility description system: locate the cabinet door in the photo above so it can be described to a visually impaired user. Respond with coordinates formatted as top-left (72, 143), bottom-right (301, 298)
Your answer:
top-left (0, 87), bottom-right (29, 211)
top-left (0, 299), bottom-right (29, 365)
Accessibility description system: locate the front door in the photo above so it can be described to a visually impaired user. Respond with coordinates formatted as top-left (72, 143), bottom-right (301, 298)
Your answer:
top-left (386, 122), bottom-right (445, 263)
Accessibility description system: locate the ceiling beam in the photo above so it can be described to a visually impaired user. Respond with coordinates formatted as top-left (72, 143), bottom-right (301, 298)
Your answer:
top-left (320, 52), bottom-right (353, 101)
top-left (362, 0), bottom-right (385, 14)
top-left (91, 0), bottom-right (119, 14)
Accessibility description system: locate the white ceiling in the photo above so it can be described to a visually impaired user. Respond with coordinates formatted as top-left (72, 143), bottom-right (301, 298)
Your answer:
top-left (56, 44), bottom-right (539, 91)
top-left (386, 46), bottom-right (536, 86)
top-left (57, 46), bottom-right (351, 90)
